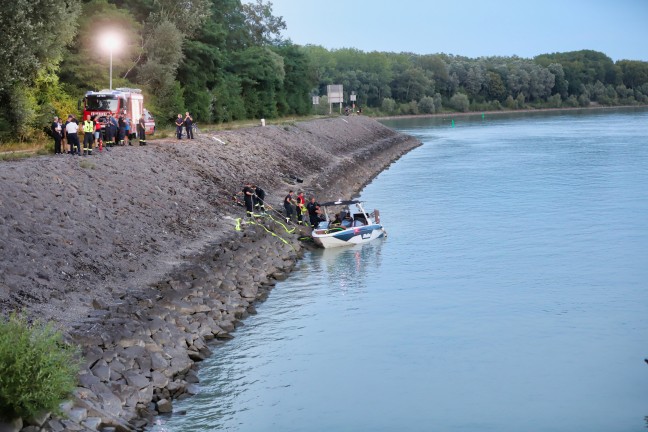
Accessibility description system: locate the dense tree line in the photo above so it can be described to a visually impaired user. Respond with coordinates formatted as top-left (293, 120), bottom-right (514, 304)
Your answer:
top-left (307, 48), bottom-right (648, 116)
top-left (1, 0), bottom-right (647, 143)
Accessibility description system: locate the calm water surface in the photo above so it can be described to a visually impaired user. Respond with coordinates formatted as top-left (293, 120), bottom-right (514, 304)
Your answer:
top-left (159, 108), bottom-right (648, 431)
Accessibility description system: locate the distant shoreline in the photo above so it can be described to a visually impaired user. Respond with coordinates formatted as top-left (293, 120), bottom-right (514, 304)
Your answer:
top-left (374, 104), bottom-right (648, 121)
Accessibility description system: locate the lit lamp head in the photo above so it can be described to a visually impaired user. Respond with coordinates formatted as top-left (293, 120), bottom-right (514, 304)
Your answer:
top-left (100, 30), bottom-right (122, 90)
top-left (101, 30), bottom-right (122, 54)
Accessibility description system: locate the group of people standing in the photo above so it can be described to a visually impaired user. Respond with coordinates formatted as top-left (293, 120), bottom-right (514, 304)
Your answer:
top-left (284, 190), bottom-right (322, 227)
top-left (175, 112), bottom-right (194, 140)
top-left (51, 112), bottom-right (147, 155)
top-left (239, 184), bottom-right (322, 228)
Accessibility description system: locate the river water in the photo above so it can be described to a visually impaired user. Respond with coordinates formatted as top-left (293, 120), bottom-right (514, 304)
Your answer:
top-left (158, 108), bottom-right (648, 432)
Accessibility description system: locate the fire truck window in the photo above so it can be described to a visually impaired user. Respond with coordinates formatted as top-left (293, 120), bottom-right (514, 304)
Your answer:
top-left (86, 96), bottom-right (119, 112)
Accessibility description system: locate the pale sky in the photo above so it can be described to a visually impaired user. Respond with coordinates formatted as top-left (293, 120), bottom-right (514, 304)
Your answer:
top-left (259, 0), bottom-right (648, 61)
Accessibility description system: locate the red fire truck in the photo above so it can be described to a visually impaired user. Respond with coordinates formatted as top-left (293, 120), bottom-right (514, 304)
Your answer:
top-left (81, 87), bottom-right (155, 135)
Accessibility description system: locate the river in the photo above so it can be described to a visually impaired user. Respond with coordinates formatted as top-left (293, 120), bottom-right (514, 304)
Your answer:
top-left (157, 108), bottom-right (648, 432)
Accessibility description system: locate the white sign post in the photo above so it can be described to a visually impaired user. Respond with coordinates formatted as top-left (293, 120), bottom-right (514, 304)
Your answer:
top-left (327, 84), bottom-right (343, 114)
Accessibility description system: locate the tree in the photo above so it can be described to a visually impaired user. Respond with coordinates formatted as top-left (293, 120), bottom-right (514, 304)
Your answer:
top-left (547, 63), bottom-right (568, 98)
top-left (241, 0), bottom-right (286, 46)
top-left (418, 96), bottom-right (436, 114)
top-left (390, 67), bottom-right (433, 103)
top-left (448, 93), bottom-right (470, 112)
top-left (0, 0), bottom-right (80, 92)
top-left (381, 98), bottom-right (397, 115)
top-left (273, 43), bottom-right (316, 116)
top-left (147, 0), bottom-right (211, 38)
top-left (485, 71), bottom-right (507, 102)
top-left (0, 0), bottom-right (80, 140)
top-left (617, 60), bottom-right (648, 88)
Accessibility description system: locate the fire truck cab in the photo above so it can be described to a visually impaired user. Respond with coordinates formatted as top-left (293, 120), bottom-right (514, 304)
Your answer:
top-left (82, 88), bottom-right (155, 135)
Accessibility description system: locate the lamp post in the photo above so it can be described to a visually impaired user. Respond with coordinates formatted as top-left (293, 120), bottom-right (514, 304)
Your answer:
top-left (102, 32), bottom-right (121, 90)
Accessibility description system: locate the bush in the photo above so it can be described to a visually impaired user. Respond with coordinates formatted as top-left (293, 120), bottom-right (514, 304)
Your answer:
top-left (0, 313), bottom-right (79, 421)
top-left (448, 93), bottom-right (470, 112)
top-left (547, 94), bottom-right (562, 108)
top-left (418, 96), bottom-right (435, 114)
top-left (381, 97), bottom-right (397, 115)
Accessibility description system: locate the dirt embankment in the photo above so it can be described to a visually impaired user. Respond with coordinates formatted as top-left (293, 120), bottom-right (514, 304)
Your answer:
top-left (0, 115), bottom-right (419, 325)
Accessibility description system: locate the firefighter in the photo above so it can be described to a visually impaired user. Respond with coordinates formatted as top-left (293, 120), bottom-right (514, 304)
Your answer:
top-left (283, 190), bottom-right (295, 223)
top-left (82, 115), bottom-right (95, 155)
top-left (306, 197), bottom-right (322, 227)
top-left (253, 184), bottom-right (266, 213)
top-left (242, 182), bottom-right (254, 217)
top-left (104, 113), bottom-right (114, 147)
top-left (117, 115), bottom-right (126, 146)
top-left (138, 116), bottom-right (146, 145)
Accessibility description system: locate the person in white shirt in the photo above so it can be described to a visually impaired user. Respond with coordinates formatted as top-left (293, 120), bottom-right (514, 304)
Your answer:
top-left (65, 115), bottom-right (81, 155)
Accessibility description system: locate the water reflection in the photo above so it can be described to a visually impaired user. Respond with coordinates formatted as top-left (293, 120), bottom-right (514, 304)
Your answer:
top-left (309, 240), bottom-right (384, 295)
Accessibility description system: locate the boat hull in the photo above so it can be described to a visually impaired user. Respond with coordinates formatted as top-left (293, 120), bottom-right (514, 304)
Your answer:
top-left (312, 224), bottom-right (386, 248)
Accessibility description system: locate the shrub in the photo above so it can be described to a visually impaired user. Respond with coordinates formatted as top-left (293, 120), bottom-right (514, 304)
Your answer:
top-left (448, 93), bottom-right (470, 112)
top-left (547, 94), bottom-right (562, 108)
top-left (418, 96), bottom-right (435, 114)
top-left (0, 313), bottom-right (80, 421)
top-left (381, 97), bottom-right (397, 115)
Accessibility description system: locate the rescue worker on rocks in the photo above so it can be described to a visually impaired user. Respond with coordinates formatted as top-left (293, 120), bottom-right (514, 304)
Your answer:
top-left (242, 182), bottom-right (255, 217)
top-left (137, 116), bottom-right (146, 145)
top-left (283, 190), bottom-right (295, 223)
top-left (306, 197), bottom-right (321, 227)
top-left (253, 184), bottom-right (266, 213)
top-left (82, 115), bottom-right (95, 155)
top-left (295, 191), bottom-right (306, 224)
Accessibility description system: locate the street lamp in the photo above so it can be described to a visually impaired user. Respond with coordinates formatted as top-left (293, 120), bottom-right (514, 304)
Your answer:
top-left (101, 31), bottom-right (122, 90)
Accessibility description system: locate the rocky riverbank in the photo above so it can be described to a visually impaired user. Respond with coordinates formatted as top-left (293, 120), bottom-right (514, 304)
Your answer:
top-left (0, 116), bottom-right (420, 431)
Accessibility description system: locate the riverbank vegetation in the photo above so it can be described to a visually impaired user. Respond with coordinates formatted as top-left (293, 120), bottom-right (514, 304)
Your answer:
top-left (2, 0), bottom-right (647, 145)
top-left (0, 314), bottom-right (79, 421)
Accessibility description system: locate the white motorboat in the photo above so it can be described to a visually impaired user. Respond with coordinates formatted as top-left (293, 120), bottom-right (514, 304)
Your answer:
top-left (311, 200), bottom-right (386, 248)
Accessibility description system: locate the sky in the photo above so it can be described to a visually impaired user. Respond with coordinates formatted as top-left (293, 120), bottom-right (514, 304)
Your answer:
top-left (254, 0), bottom-right (648, 61)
